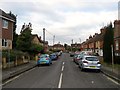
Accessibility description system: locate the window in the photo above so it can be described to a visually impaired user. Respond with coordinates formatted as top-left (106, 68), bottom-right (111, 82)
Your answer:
top-left (2, 39), bottom-right (7, 47)
top-left (115, 40), bottom-right (119, 50)
top-left (3, 19), bottom-right (8, 29)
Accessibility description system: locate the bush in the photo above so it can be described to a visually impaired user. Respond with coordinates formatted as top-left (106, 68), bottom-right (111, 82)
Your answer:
top-left (2, 50), bottom-right (29, 62)
top-left (114, 56), bottom-right (120, 64)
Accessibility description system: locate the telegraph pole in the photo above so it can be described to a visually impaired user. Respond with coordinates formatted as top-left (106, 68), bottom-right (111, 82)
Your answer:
top-left (71, 39), bottom-right (73, 51)
top-left (53, 35), bottom-right (55, 45)
top-left (71, 39), bottom-right (73, 44)
top-left (43, 28), bottom-right (45, 52)
top-left (53, 35), bottom-right (55, 50)
top-left (79, 38), bottom-right (81, 44)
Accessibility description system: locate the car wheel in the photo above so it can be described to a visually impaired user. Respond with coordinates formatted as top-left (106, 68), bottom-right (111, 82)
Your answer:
top-left (96, 69), bottom-right (100, 73)
top-left (48, 63), bottom-right (50, 66)
top-left (80, 66), bottom-right (84, 71)
top-left (37, 64), bottom-right (40, 67)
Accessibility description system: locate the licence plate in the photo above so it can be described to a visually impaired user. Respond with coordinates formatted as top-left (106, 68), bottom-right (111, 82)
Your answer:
top-left (90, 66), bottom-right (96, 68)
top-left (41, 62), bottom-right (46, 64)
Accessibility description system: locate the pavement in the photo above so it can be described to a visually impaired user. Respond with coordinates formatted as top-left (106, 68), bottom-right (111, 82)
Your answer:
top-left (2, 60), bottom-right (37, 82)
top-left (101, 64), bottom-right (120, 84)
top-left (2, 58), bottom-right (120, 85)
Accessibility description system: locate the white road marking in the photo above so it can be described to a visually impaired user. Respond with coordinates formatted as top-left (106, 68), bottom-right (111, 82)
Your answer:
top-left (3, 75), bottom-right (20, 85)
top-left (103, 74), bottom-right (120, 85)
top-left (61, 66), bottom-right (64, 71)
top-left (107, 76), bottom-right (120, 85)
top-left (3, 67), bottom-right (36, 86)
top-left (58, 73), bottom-right (63, 88)
top-left (63, 62), bottom-right (65, 65)
top-left (91, 81), bottom-right (94, 84)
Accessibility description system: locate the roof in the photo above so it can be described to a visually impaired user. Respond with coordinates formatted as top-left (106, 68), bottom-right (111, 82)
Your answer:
top-left (32, 34), bottom-right (43, 43)
top-left (53, 44), bottom-right (64, 47)
top-left (0, 9), bottom-right (15, 22)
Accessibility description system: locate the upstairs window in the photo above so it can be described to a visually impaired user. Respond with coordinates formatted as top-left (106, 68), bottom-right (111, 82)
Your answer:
top-left (2, 39), bottom-right (7, 47)
top-left (115, 40), bottom-right (119, 50)
top-left (3, 19), bottom-right (8, 29)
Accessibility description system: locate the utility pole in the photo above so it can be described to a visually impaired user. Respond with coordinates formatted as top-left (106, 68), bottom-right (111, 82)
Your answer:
top-left (111, 45), bottom-right (114, 72)
top-left (79, 38), bottom-right (81, 44)
top-left (53, 35), bottom-right (55, 45)
top-left (71, 39), bottom-right (73, 44)
top-left (43, 28), bottom-right (45, 52)
top-left (53, 35), bottom-right (55, 50)
top-left (71, 39), bottom-right (73, 52)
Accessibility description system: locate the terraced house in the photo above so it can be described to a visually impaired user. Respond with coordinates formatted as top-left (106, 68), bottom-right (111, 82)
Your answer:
top-left (81, 27), bottom-right (106, 56)
top-left (0, 9), bottom-right (15, 50)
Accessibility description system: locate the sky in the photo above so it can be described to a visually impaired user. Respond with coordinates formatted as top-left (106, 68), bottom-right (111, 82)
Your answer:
top-left (0, 0), bottom-right (119, 45)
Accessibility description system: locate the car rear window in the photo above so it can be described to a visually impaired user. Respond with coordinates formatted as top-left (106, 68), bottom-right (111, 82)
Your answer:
top-left (85, 57), bottom-right (98, 61)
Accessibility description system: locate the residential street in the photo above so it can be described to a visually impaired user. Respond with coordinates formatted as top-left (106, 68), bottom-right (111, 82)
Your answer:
top-left (3, 53), bottom-right (119, 88)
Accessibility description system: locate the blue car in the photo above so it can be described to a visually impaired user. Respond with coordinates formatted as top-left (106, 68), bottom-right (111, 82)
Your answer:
top-left (37, 54), bottom-right (52, 66)
top-left (50, 53), bottom-right (58, 60)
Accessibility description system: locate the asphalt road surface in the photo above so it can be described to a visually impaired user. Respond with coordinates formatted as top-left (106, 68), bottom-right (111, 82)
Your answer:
top-left (3, 53), bottom-right (120, 88)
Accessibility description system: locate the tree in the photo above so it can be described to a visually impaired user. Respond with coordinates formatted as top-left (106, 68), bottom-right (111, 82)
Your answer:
top-left (16, 25), bottom-right (32, 52)
top-left (8, 11), bottom-right (18, 49)
top-left (103, 23), bottom-right (114, 63)
top-left (29, 44), bottom-right (44, 54)
top-left (64, 43), bottom-right (67, 50)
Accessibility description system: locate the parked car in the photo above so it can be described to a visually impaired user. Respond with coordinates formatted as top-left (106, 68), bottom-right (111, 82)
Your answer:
top-left (50, 53), bottom-right (58, 60)
top-left (37, 54), bottom-right (52, 66)
top-left (73, 54), bottom-right (81, 65)
top-left (69, 52), bottom-right (75, 57)
top-left (78, 55), bottom-right (101, 72)
top-left (80, 51), bottom-right (93, 56)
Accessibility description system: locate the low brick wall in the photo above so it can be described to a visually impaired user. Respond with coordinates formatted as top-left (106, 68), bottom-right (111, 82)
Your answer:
top-left (2, 56), bottom-right (30, 69)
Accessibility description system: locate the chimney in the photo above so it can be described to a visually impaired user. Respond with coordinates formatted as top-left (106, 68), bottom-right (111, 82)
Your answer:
top-left (100, 28), bottom-right (106, 34)
top-left (89, 35), bottom-right (92, 39)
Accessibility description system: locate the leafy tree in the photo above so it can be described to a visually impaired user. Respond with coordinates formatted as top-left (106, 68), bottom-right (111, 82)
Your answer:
top-left (103, 23), bottom-right (114, 63)
top-left (64, 43), bottom-right (68, 50)
top-left (16, 26), bottom-right (32, 52)
top-left (29, 43), bottom-right (44, 54)
top-left (8, 11), bottom-right (18, 49)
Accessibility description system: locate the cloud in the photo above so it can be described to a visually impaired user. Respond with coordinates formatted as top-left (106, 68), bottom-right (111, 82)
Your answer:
top-left (0, 0), bottom-right (118, 45)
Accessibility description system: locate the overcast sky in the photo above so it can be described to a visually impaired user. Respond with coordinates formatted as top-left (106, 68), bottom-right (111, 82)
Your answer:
top-left (0, 0), bottom-right (119, 45)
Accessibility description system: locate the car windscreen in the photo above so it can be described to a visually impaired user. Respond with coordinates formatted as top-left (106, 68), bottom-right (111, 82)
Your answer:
top-left (40, 55), bottom-right (48, 58)
top-left (85, 57), bottom-right (98, 61)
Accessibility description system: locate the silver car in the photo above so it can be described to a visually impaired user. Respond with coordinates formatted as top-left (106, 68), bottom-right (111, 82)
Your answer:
top-left (78, 55), bottom-right (101, 72)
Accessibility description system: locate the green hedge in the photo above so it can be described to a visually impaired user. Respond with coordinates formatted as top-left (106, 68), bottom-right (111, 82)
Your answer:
top-left (2, 50), bottom-right (29, 62)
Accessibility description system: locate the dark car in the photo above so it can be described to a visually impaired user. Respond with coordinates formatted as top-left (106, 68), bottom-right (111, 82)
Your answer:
top-left (69, 52), bottom-right (75, 57)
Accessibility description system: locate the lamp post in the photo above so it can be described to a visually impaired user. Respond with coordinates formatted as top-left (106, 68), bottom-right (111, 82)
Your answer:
top-left (111, 45), bottom-right (114, 72)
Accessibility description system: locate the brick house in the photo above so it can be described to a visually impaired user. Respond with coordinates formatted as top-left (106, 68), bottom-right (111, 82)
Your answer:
top-left (81, 27), bottom-right (106, 56)
top-left (0, 9), bottom-right (15, 50)
top-left (114, 20), bottom-right (120, 56)
top-left (71, 43), bottom-right (81, 51)
top-left (81, 39), bottom-right (89, 51)
top-left (53, 44), bottom-right (65, 51)
top-left (32, 34), bottom-right (43, 46)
